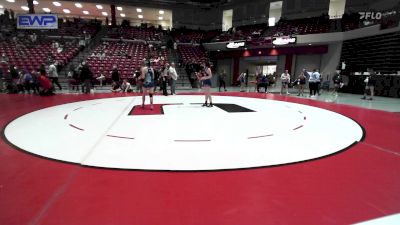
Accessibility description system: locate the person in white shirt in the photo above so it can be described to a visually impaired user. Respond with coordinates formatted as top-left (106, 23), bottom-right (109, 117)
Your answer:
top-left (48, 61), bottom-right (62, 90)
top-left (280, 70), bottom-right (290, 94)
top-left (96, 72), bottom-right (106, 86)
top-left (121, 79), bottom-right (132, 92)
top-left (100, 52), bottom-right (106, 60)
top-left (308, 69), bottom-right (317, 97)
top-left (169, 62), bottom-right (178, 95)
top-left (238, 72), bottom-right (246, 92)
top-left (313, 69), bottom-right (321, 96)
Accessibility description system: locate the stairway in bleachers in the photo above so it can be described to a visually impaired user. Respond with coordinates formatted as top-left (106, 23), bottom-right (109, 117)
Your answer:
top-left (167, 48), bottom-right (192, 89)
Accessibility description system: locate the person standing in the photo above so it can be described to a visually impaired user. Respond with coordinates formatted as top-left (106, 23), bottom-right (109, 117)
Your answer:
top-left (140, 60), bottom-right (155, 110)
top-left (48, 61), bottom-right (62, 90)
top-left (332, 70), bottom-right (342, 96)
top-left (361, 68), bottom-right (376, 100)
top-left (257, 74), bottom-right (269, 93)
top-left (160, 64), bottom-right (169, 96)
top-left (169, 62), bottom-right (178, 95)
top-left (197, 62), bottom-right (213, 107)
top-left (238, 72), bottom-right (246, 92)
top-left (79, 61), bottom-right (92, 94)
top-left (111, 65), bottom-right (120, 85)
top-left (297, 69), bottom-right (307, 96)
top-left (313, 69), bottom-right (321, 96)
top-left (134, 67), bottom-right (143, 93)
top-left (280, 70), bottom-right (290, 94)
top-left (219, 70), bottom-right (227, 92)
top-left (308, 69), bottom-right (317, 97)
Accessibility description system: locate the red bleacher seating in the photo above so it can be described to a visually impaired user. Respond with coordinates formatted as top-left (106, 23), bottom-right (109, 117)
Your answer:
top-left (177, 45), bottom-right (208, 64)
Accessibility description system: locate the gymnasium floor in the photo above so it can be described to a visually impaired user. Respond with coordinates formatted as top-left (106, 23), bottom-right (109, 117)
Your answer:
top-left (0, 90), bottom-right (399, 225)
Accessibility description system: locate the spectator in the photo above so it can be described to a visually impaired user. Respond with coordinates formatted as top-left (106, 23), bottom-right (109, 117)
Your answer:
top-left (160, 64), bottom-right (169, 96)
top-left (121, 79), bottom-right (133, 92)
top-left (48, 61), bottom-right (62, 90)
top-left (280, 70), bottom-right (290, 95)
top-left (238, 72), bottom-right (246, 92)
top-left (30, 70), bottom-right (40, 94)
top-left (96, 71), bottom-right (106, 86)
top-left (30, 33), bottom-right (37, 43)
top-left (257, 74), bottom-right (269, 93)
top-left (219, 70), bottom-right (227, 92)
top-left (16, 72), bottom-right (25, 93)
top-left (313, 69), bottom-right (321, 96)
top-left (100, 52), bottom-right (106, 60)
top-left (111, 81), bottom-right (121, 92)
top-left (23, 70), bottom-right (33, 93)
top-left (79, 61), bottom-right (92, 94)
top-left (361, 68), bottom-right (376, 100)
top-left (38, 70), bottom-right (55, 96)
top-left (1, 53), bottom-right (9, 64)
top-left (308, 69), bottom-right (318, 97)
top-left (111, 65), bottom-right (120, 84)
top-left (134, 67), bottom-right (143, 93)
top-left (169, 62), bottom-right (178, 95)
top-left (332, 70), bottom-right (343, 96)
top-left (297, 69), bottom-right (307, 96)
top-left (68, 65), bottom-right (80, 91)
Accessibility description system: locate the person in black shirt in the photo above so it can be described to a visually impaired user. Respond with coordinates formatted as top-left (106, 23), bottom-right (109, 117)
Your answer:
top-left (361, 68), bottom-right (376, 100)
top-left (79, 61), bottom-right (92, 94)
top-left (111, 65), bottom-right (120, 84)
top-left (219, 70), bottom-right (227, 92)
top-left (332, 71), bottom-right (343, 96)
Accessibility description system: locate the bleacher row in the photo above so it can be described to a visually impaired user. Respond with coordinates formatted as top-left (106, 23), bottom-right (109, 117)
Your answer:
top-left (178, 45), bottom-right (208, 64)
top-left (0, 42), bottom-right (78, 72)
top-left (106, 27), bottom-right (163, 41)
top-left (86, 42), bottom-right (169, 79)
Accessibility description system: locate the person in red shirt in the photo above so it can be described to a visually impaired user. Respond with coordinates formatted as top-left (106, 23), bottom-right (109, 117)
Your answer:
top-left (38, 71), bottom-right (55, 96)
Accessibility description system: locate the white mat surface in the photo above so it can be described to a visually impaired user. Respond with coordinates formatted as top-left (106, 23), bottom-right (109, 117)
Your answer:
top-left (4, 96), bottom-right (364, 170)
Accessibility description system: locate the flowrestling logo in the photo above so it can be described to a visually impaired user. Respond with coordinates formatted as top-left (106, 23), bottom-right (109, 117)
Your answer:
top-left (17, 14), bottom-right (58, 29)
top-left (359, 11), bottom-right (397, 20)
top-left (359, 12), bottom-right (382, 20)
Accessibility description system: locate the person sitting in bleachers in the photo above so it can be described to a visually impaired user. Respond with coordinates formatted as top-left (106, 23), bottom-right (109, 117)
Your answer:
top-left (99, 52), bottom-right (106, 60)
top-left (1, 53), bottom-right (9, 64)
top-left (30, 33), bottom-right (37, 43)
top-left (96, 71), bottom-right (105, 86)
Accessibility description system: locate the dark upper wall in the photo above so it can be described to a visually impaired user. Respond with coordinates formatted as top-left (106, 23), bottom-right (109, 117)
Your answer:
top-left (281, 0), bottom-right (330, 19)
top-left (173, 7), bottom-right (222, 30)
